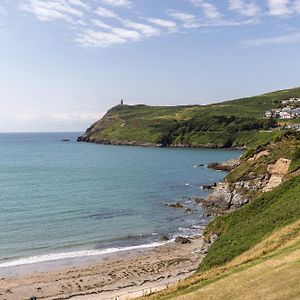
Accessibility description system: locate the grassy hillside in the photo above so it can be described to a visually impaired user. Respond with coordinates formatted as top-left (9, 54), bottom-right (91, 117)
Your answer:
top-left (200, 176), bottom-right (300, 272)
top-left (177, 241), bottom-right (300, 300)
top-left (141, 133), bottom-right (300, 300)
top-left (144, 222), bottom-right (300, 300)
top-left (78, 87), bottom-right (300, 148)
top-left (200, 132), bottom-right (300, 271)
top-left (227, 131), bottom-right (300, 183)
top-left (141, 188), bottom-right (300, 300)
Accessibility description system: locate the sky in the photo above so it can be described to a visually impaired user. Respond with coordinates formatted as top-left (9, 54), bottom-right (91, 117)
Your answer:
top-left (0, 0), bottom-right (300, 132)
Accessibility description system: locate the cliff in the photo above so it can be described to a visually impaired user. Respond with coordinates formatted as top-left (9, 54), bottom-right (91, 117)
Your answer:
top-left (200, 131), bottom-right (300, 212)
top-left (78, 87), bottom-right (300, 149)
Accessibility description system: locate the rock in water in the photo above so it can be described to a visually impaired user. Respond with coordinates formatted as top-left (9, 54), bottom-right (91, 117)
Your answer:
top-left (207, 159), bottom-right (240, 172)
top-left (160, 235), bottom-right (170, 241)
top-left (202, 183), bottom-right (216, 190)
top-left (175, 237), bottom-right (191, 244)
top-left (166, 203), bottom-right (184, 209)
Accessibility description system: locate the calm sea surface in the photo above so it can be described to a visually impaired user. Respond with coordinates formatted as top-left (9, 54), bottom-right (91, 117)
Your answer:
top-left (0, 132), bottom-right (242, 269)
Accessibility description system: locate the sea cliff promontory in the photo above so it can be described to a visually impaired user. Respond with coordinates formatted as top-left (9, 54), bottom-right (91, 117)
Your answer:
top-left (78, 87), bottom-right (300, 149)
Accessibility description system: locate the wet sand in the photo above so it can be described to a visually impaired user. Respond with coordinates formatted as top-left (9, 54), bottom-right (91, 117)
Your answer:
top-left (0, 237), bottom-right (207, 300)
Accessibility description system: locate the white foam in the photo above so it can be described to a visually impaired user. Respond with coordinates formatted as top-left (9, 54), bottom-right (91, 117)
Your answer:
top-left (0, 241), bottom-right (170, 269)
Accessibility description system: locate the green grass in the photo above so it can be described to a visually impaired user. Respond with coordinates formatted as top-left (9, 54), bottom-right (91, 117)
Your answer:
top-left (136, 127), bottom-right (300, 300)
top-left (164, 238), bottom-right (300, 300)
top-left (81, 87), bottom-right (300, 148)
top-left (199, 175), bottom-right (300, 272)
top-left (142, 220), bottom-right (300, 300)
top-left (289, 147), bottom-right (300, 173)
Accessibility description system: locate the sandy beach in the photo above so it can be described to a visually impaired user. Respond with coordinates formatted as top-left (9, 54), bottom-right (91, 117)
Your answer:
top-left (0, 237), bottom-right (207, 300)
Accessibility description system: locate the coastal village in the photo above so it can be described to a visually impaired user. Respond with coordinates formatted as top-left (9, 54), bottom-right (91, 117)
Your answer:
top-left (264, 97), bottom-right (300, 119)
top-left (264, 97), bottom-right (300, 130)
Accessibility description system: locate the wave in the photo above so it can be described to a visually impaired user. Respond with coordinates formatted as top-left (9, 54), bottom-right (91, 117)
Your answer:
top-left (0, 241), bottom-right (170, 269)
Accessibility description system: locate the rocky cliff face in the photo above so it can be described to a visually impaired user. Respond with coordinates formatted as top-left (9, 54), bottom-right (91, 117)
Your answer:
top-left (204, 146), bottom-right (293, 213)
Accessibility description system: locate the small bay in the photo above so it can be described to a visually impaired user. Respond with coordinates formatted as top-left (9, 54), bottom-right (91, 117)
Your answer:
top-left (0, 132), bottom-right (242, 268)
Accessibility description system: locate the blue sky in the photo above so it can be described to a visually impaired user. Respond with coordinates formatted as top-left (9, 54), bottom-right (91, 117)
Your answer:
top-left (0, 0), bottom-right (300, 132)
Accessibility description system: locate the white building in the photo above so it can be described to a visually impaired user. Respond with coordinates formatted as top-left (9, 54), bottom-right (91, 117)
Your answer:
top-left (265, 111), bottom-right (272, 118)
top-left (279, 111), bottom-right (294, 119)
top-left (292, 108), bottom-right (300, 116)
top-left (282, 98), bottom-right (300, 104)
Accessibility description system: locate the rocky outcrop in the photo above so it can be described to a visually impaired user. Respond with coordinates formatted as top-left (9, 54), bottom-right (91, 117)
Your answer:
top-left (267, 158), bottom-right (291, 176)
top-left (175, 237), bottom-right (192, 244)
top-left (205, 182), bottom-right (249, 210)
top-left (160, 235), bottom-right (170, 241)
top-left (203, 157), bottom-right (291, 212)
top-left (248, 150), bottom-right (270, 161)
top-left (263, 158), bottom-right (291, 192)
top-left (203, 184), bottom-right (216, 190)
top-left (166, 203), bottom-right (184, 209)
top-left (207, 158), bottom-right (240, 172)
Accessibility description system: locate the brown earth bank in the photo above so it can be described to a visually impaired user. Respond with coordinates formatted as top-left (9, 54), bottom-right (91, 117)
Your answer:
top-left (198, 150), bottom-right (293, 213)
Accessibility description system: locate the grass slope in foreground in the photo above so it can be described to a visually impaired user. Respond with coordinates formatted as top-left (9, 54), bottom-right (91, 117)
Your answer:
top-left (78, 87), bottom-right (300, 148)
top-left (145, 221), bottom-right (300, 300)
top-left (200, 175), bottom-right (300, 272)
top-left (141, 134), bottom-right (300, 300)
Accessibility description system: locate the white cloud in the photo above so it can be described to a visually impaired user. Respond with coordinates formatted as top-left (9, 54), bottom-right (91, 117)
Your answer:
top-left (185, 1), bottom-right (259, 28)
top-left (101, 0), bottom-right (133, 8)
top-left (241, 31), bottom-right (300, 46)
top-left (92, 19), bottom-right (112, 30)
top-left (267, 0), bottom-right (291, 16)
top-left (229, 0), bottom-right (261, 16)
top-left (18, 0), bottom-right (300, 49)
top-left (76, 29), bottom-right (127, 47)
top-left (111, 27), bottom-right (141, 41)
top-left (168, 11), bottom-right (200, 28)
top-left (189, 0), bottom-right (221, 19)
top-left (147, 18), bottom-right (177, 31)
top-left (95, 6), bottom-right (118, 18)
top-left (67, 0), bottom-right (89, 9)
top-left (123, 20), bottom-right (160, 37)
top-left (77, 21), bottom-right (143, 47)
top-left (206, 18), bottom-right (259, 27)
top-left (20, 0), bottom-right (86, 22)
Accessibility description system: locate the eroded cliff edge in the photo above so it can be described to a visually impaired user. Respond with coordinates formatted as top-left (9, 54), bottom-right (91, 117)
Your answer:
top-left (199, 131), bottom-right (300, 213)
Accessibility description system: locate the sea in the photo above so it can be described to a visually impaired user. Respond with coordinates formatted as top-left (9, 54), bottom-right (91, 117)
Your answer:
top-left (0, 132), bottom-right (242, 274)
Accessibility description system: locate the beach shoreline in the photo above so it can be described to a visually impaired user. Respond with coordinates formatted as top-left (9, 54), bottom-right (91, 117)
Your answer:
top-left (0, 133), bottom-right (240, 300)
top-left (0, 236), bottom-right (208, 300)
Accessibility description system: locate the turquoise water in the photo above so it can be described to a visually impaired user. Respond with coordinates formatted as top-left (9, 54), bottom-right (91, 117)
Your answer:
top-left (0, 132), bottom-right (242, 268)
